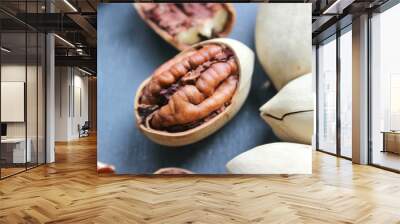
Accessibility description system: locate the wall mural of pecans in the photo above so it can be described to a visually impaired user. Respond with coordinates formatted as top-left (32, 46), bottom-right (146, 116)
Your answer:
top-left (128, 3), bottom-right (313, 174)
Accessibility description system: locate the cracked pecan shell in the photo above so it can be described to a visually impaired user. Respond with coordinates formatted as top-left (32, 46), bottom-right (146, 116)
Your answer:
top-left (134, 38), bottom-right (255, 146)
top-left (134, 3), bottom-right (236, 51)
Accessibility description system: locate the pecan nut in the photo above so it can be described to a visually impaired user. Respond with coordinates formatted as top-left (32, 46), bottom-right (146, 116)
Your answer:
top-left (138, 44), bottom-right (238, 132)
top-left (134, 38), bottom-right (255, 146)
top-left (134, 3), bottom-right (236, 50)
top-left (255, 4), bottom-right (311, 90)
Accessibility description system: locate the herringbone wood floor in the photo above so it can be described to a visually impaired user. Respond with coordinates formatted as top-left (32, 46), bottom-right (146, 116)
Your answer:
top-left (1, 135), bottom-right (400, 224)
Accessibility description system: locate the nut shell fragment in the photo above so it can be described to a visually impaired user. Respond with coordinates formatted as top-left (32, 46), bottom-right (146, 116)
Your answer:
top-left (154, 167), bottom-right (194, 174)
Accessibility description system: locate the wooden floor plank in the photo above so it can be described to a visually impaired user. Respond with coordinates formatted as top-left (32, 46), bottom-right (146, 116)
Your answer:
top-left (1, 135), bottom-right (400, 223)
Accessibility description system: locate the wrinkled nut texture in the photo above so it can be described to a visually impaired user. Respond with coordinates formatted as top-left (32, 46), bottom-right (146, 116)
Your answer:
top-left (138, 44), bottom-right (239, 132)
top-left (137, 3), bottom-right (232, 48)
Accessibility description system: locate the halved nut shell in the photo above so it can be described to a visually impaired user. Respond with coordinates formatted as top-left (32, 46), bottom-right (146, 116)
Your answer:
top-left (134, 3), bottom-right (236, 51)
top-left (134, 38), bottom-right (254, 146)
top-left (154, 167), bottom-right (194, 174)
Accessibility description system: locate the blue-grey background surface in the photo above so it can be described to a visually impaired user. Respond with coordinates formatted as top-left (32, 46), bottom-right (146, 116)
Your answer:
top-left (98, 3), bottom-right (278, 174)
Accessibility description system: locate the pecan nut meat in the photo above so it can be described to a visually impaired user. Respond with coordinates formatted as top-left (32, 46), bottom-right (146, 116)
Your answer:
top-left (134, 38), bottom-right (255, 146)
top-left (134, 3), bottom-right (236, 51)
top-left (139, 43), bottom-right (238, 132)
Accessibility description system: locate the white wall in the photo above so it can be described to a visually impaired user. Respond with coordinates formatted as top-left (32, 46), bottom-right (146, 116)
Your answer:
top-left (72, 73), bottom-right (89, 138)
top-left (1, 64), bottom-right (42, 138)
top-left (1, 63), bottom-right (46, 164)
top-left (1, 65), bottom-right (26, 137)
top-left (55, 66), bottom-right (70, 141)
top-left (55, 67), bottom-right (89, 141)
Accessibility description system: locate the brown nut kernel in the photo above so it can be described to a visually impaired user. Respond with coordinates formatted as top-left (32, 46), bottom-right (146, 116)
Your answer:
top-left (134, 38), bottom-right (255, 146)
top-left (139, 43), bottom-right (238, 132)
top-left (134, 3), bottom-right (236, 51)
